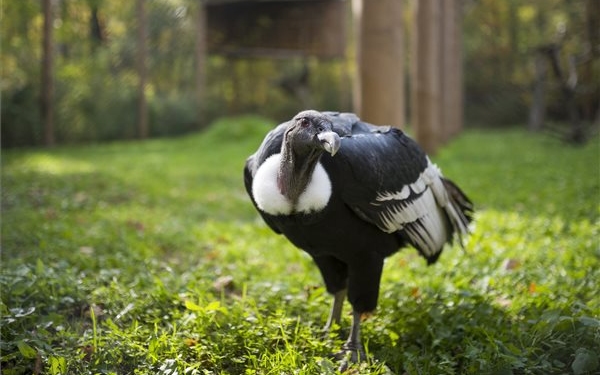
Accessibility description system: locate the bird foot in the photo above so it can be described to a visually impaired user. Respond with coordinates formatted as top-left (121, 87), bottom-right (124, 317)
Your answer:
top-left (332, 343), bottom-right (366, 372)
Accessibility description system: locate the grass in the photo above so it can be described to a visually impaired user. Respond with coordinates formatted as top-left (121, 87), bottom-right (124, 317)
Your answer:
top-left (1, 117), bottom-right (599, 375)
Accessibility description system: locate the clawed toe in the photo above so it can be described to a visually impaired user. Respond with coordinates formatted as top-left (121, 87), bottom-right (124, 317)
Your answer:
top-left (332, 343), bottom-right (367, 372)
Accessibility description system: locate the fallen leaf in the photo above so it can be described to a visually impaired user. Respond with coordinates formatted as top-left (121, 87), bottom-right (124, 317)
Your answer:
top-left (45, 208), bottom-right (57, 220)
top-left (74, 191), bottom-right (88, 204)
top-left (126, 220), bottom-right (145, 233)
top-left (495, 297), bottom-right (512, 308)
top-left (502, 258), bottom-right (521, 271)
top-left (410, 287), bottom-right (420, 299)
top-left (80, 345), bottom-right (95, 361)
top-left (528, 282), bottom-right (537, 294)
top-left (360, 312), bottom-right (373, 322)
top-left (79, 246), bottom-right (94, 256)
top-left (85, 304), bottom-right (105, 319)
top-left (213, 275), bottom-right (239, 296)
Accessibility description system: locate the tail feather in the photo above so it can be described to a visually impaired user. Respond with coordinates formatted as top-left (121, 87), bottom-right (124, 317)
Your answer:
top-left (407, 175), bottom-right (474, 265)
top-left (442, 178), bottom-right (474, 249)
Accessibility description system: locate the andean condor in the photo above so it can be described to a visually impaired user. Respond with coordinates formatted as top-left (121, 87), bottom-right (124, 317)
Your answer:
top-left (243, 110), bottom-right (473, 369)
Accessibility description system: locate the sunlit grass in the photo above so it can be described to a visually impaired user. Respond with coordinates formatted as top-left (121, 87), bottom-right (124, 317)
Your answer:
top-left (9, 154), bottom-right (95, 175)
top-left (2, 120), bottom-right (599, 374)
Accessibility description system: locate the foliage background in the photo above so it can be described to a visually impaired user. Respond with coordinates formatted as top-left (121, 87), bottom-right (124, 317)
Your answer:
top-left (2, 0), bottom-right (598, 146)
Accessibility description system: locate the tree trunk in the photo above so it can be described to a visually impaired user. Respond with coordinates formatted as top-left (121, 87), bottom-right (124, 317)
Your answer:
top-left (136, 0), bottom-right (149, 139)
top-left (565, 55), bottom-right (584, 144)
top-left (507, 0), bottom-right (518, 73)
top-left (583, 0), bottom-right (599, 122)
top-left (353, 0), bottom-right (404, 128)
top-left (440, 0), bottom-right (463, 141)
top-left (195, 1), bottom-right (207, 128)
top-left (89, 3), bottom-right (105, 52)
top-left (546, 46), bottom-right (584, 143)
top-left (528, 52), bottom-right (547, 132)
top-left (412, 0), bottom-right (441, 154)
top-left (452, 0), bottom-right (464, 139)
top-left (42, 0), bottom-right (55, 146)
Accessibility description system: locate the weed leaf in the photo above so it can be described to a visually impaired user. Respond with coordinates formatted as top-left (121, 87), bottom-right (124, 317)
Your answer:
top-left (17, 341), bottom-right (37, 359)
top-left (571, 348), bottom-right (599, 375)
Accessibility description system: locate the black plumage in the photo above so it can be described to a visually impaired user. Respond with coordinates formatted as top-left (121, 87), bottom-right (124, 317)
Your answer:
top-left (243, 110), bottom-right (473, 368)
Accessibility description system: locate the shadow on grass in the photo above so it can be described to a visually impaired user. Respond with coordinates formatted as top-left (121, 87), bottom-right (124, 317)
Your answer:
top-left (371, 287), bottom-right (598, 375)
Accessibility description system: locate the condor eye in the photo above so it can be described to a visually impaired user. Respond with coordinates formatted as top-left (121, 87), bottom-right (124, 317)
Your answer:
top-left (299, 118), bottom-right (310, 128)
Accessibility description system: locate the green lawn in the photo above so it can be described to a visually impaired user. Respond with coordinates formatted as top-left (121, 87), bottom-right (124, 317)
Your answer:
top-left (2, 117), bottom-right (599, 375)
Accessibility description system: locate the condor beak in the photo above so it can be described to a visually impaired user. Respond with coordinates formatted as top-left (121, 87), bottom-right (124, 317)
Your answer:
top-left (317, 131), bottom-right (341, 156)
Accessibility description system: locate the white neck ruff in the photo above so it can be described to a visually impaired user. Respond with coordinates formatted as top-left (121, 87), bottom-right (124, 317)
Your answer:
top-left (251, 153), bottom-right (332, 215)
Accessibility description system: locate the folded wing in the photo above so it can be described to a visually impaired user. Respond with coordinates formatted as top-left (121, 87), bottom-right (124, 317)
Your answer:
top-left (329, 126), bottom-right (472, 262)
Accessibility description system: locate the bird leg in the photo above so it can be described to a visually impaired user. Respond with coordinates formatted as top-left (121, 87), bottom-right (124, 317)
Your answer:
top-left (334, 310), bottom-right (367, 371)
top-left (323, 289), bottom-right (347, 333)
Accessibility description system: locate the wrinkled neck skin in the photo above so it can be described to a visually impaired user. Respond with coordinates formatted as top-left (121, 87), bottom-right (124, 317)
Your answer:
top-left (277, 139), bottom-right (323, 207)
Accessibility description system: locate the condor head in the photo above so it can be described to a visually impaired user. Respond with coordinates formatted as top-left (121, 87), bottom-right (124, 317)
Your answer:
top-left (285, 110), bottom-right (341, 157)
